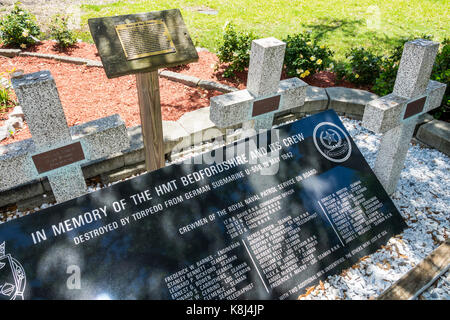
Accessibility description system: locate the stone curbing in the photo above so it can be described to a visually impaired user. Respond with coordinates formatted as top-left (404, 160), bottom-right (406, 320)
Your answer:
top-left (416, 119), bottom-right (450, 156)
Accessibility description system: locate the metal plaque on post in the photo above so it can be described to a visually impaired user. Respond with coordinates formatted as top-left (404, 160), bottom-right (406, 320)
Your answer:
top-left (88, 9), bottom-right (199, 78)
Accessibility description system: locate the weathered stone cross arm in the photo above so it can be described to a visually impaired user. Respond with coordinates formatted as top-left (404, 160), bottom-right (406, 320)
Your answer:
top-left (210, 77), bottom-right (307, 129)
top-left (362, 80), bottom-right (446, 134)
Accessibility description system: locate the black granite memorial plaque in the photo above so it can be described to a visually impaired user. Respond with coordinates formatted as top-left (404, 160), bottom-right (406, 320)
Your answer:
top-left (0, 110), bottom-right (406, 300)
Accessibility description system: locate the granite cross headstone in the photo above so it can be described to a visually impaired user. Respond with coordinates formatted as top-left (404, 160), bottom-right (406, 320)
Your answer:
top-left (362, 39), bottom-right (446, 194)
top-left (0, 70), bottom-right (130, 203)
top-left (210, 37), bottom-right (308, 133)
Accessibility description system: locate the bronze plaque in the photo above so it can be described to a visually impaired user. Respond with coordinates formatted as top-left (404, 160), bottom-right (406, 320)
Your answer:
top-left (404, 96), bottom-right (426, 119)
top-left (115, 20), bottom-right (176, 60)
top-left (32, 142), bottom-right (85, 174)
top-left (88, 9), bottom-right (199, 78)
top-left (252, 95), bottom-right (281, 117)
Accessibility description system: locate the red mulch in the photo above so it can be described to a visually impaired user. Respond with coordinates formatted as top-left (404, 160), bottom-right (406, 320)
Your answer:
top-left (304, 70), bottom-right (374, 91)
top-left (0, 40), bottom-right (372, 146)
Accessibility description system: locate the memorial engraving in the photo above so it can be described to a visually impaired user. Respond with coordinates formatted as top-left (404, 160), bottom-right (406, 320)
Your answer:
top-left (403, 96), bottom-right (427, 119)
top-left (115, 20), bottom-right (176, 60)
top-left (252, 95), bottom-right (281, 117)
top-left (88, 9), bottom-right (198, 78)
top-left (0, 110), bottom-right (407, 300)
top-left (31, 141), bottom-right (85, 174)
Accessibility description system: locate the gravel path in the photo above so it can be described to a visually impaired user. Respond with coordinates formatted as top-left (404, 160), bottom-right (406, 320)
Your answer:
top-left (0, 115), bottom-right (449, 300)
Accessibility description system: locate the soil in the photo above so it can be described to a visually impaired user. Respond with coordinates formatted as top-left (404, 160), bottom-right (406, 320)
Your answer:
top-left (0, 40), bottom-right (373, 146)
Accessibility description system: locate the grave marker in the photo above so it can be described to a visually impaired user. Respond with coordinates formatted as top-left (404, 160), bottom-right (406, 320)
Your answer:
top-left (362, 39), bottom-right (446, 194)
top-left (0, 70), bottom-right (130, 203)
top-left (88, 9), bottom-right (199, 171)
top-left (0, 110), bottom-right (407, 300)
top-left (210, 37), bottom-right (308, 132)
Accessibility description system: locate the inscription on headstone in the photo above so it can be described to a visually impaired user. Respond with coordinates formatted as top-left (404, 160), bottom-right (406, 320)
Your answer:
top-left (31, 141), bottom-right (85, 174)
top-left (0, 110), bottom-right (406, 300)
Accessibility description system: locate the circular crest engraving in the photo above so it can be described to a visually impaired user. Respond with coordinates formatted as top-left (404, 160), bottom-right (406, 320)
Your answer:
top-left (313, 122), bottom-right (352, 163)
top-left (0, 242), bottom-right (26, 300)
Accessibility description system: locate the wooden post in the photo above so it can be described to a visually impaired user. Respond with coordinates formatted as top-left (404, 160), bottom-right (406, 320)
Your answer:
top-left (136, 71), bottom-right (165, 171)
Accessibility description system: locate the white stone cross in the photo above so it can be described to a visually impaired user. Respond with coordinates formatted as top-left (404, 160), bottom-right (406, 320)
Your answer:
top-left (362, 39), bottom-right (446, 194)
top-left (0, 70), bottom-right (130, 203)
top-left (210, 37), bottom-right (308, 132)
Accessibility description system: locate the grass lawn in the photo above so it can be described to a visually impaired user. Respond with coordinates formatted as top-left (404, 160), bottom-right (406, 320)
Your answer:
top-left (79, 0), bottom-right (449, 61)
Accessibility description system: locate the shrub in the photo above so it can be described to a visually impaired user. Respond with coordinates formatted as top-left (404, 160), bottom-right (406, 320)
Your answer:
top-left (0, 2), bottom-right (40, 48)
top-left (339, 47), bottom-right (382, 85)
top-left (283, 32), bottom-right (334, 78)
top-left (0, 86), bottom-right (10, 111)
top-left (216, 23), bottom-right (257, 78)
top-left (0, 69), bottom-right (17, 110)
top-left (49, 14), bottom-right (76, 49)
top-left (372, 37), bottom-right (423, 96)
top-left (430, 39), bottom-right (449, 119)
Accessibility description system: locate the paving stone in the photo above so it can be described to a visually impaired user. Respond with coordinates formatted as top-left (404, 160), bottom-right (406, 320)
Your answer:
top-left (0, 48), bottom-right (21, 58)
top-left (300, 86), bottom-right (329, 113)
top-left (8, 106), bottom-right (24, 119)
top-left (327, 87), bottom-right (378, 116)
top-left (197, 80), bottom-right (237, 93)
top-left (159, 70), bottom-right (200, 87)
top-left (178, 107), bottom-right (225, 143)
top-left (82, 154), bottom-right (125, 179)
top-left (163, 120), bottom-right (190, 152)
top-left (0, 179), bottom-right (44, 207)
top-left (101, 163), bottom-right (146, 184)
top-left (416, 119), bottom-right (450, 156)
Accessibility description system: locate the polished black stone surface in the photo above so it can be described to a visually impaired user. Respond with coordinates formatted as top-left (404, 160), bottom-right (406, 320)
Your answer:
top-left (0, 110), bottom-right (406, 300)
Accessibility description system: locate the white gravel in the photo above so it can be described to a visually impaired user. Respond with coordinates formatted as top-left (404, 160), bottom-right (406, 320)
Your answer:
top-left (1, 115), bottom-right (449, 300)
top-left (299, 117), bottom-right (449, 300)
